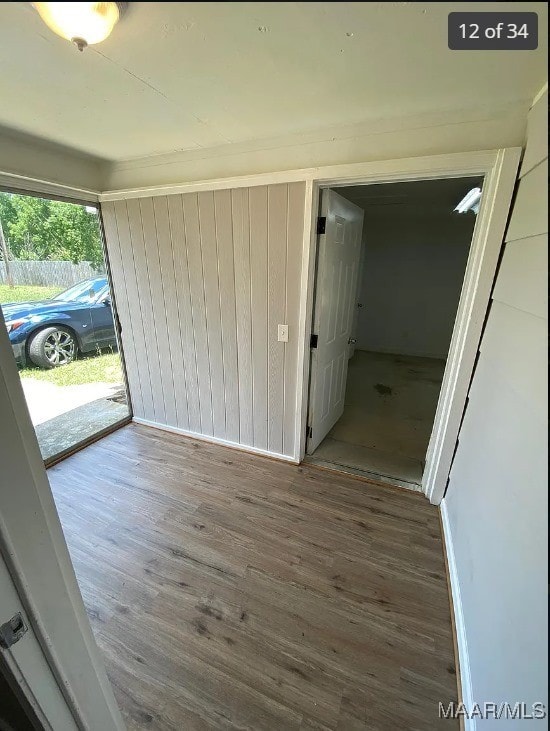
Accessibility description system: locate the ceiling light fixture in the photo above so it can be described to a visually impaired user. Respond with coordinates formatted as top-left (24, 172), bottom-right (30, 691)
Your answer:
top-left (454, 187), bottom-right (482, 215)
top-left (33, 2), bottom-right (128, 51)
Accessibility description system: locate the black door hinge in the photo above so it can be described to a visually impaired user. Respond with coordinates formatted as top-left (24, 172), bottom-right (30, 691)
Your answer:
top-left (306, 426), bottom-right (312, 439)
top-left (310, 333), bottom-right (318, 349)
top-left (317, 216), bottom-right (326, 235)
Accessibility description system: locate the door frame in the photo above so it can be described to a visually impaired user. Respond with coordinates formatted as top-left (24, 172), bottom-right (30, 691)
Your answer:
top-left (0, 185), bottom-right (133, 466)
top-left (294, 149), bottom-right (521, 504)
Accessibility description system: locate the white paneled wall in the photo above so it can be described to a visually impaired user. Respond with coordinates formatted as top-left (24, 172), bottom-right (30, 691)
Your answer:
top-left (443, 88), bottom-right (548, 727)
top-left (102, 183), bottom-right (305, 459)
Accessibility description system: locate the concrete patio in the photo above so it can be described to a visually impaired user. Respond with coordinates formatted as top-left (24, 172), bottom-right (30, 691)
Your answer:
top-left (21, 378), bottom-right (129, 460)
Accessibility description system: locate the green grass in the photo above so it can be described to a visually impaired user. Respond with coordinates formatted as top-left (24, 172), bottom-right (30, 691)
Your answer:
top-left (19, 351), bottom-right (124, 387)
top-left (0, 284), bottom-right (64, 305)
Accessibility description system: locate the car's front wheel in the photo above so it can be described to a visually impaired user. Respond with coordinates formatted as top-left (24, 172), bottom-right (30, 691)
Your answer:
top-left (28, 327), bottom-right (77, 368)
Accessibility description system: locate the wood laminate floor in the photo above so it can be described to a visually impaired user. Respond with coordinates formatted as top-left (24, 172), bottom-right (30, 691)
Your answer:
top-left (48, 424), bottom-right (458, 731)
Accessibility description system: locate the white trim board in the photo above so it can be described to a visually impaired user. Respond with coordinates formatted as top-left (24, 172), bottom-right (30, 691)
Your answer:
top-left (422, 149), bottom-right (520, 503)
top-left (132, 418), bottom-right (300, 464)
top-left (295, 148), bottom-right (521, 505)
top-left (0, 171), bottom-right (99, 204)
top-left (99, 150), bottom-right (498, 201)
top-left (440, 500), bottom-right (475, 731)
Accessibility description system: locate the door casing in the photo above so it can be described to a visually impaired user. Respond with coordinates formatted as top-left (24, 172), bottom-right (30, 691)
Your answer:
top-left (294, 149), bottom-right (521, 504)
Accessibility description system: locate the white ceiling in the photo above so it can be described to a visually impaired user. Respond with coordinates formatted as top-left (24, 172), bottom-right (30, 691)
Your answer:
top-left (0, 2), bottom-right (547, 162)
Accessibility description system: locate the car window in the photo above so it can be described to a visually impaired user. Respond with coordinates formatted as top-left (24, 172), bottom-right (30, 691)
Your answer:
top-left (54, 279), bottom-right (107, 304)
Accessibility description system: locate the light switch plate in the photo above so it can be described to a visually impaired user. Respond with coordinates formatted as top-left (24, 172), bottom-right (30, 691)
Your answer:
top-left (278, 324), bottom-right (289, 342)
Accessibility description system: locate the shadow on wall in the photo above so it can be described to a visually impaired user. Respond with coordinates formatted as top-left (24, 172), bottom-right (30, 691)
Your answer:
top-left (355, 205), bottom-right (477, 360)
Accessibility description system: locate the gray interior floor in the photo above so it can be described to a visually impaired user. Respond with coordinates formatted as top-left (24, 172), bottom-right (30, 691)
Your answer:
top-left (308, 350), bottom-right (445, 488)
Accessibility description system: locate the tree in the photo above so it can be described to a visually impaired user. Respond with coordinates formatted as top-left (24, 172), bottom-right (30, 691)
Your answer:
top-left (0, 192), bottom-right (103, 269)
top-left (0, 215), bottom-right (13, 287)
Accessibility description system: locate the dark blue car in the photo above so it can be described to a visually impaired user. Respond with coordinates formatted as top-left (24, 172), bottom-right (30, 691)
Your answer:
top-left (2, 277), bottom-right (117, 368)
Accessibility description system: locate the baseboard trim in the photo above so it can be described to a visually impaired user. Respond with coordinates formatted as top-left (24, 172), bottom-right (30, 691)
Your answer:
top-left (132, 418), bottom-right (299, 465)
top-left (440, 499), bottom-right (475, 731)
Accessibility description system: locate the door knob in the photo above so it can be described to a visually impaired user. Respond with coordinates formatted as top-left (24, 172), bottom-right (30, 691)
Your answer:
top-left (348, 338), bottom-right (357, 345)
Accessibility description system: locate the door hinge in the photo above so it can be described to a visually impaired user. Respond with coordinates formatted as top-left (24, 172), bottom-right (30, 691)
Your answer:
top-left (316, 216), bottom-right (326, 235)
top-left (310, 333), bottom-right (318, 349)
top-left (0, 612), bottom-right (28, 650)
top-left (306, 425), bottom-right (312, 439)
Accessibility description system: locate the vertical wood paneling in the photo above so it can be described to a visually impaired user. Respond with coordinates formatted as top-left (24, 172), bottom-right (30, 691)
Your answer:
top-left (232, 188), bottom-right (253, 446)
top-left (153, 196), bottom-right (189, 430)
top-left (140, 198), bottom-right (177, 426)
top-left (249, 186), bottom-right (269, 450)
top-left (112, 200), bottom-right (155, 421)
top-left (102, 182), bottom-right (306, 458)
top-left (101, 202), bottom-right (144, 418)
top-left (183, 193), bottom-right (213, 436)
top-left (214, 189), bottom-right (240, 443)
top-left (167, 195), bottom-right (201, 433)
top-left (267, 185), bottom-right (288, 454)
top-left (198, 192), bottom-right (225, 438)
top-left (127, 198), bottom-right (165, 422)
top-left (283, 183), bottom-right (306, 456)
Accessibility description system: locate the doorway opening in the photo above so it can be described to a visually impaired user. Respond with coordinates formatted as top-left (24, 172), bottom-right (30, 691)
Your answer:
top-left (305, 177), bottom-right (482, 490)
top-left (0, 190), bottom-right (131, 463)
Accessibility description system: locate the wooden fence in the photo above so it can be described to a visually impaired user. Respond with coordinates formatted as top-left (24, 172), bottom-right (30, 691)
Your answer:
top-left (0, 260), bottom-right (104, 288)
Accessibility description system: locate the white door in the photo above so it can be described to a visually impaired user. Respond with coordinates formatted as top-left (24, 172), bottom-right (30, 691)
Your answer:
top-left (307, 189), bottom-right (364, 453)
top-left (0, 307), bottom-right (125, 730)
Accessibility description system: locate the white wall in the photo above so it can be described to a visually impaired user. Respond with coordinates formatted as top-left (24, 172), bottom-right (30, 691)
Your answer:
top-left (355, 206), bottom-right (474, 359)
top-left (442, 88), bottom-right (548, 727)
top-left (102, 183), bottom-right (306, 460)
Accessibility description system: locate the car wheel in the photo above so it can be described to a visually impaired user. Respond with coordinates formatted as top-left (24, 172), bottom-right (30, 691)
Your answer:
top-left (28, 326), bottom-right (77, 369)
